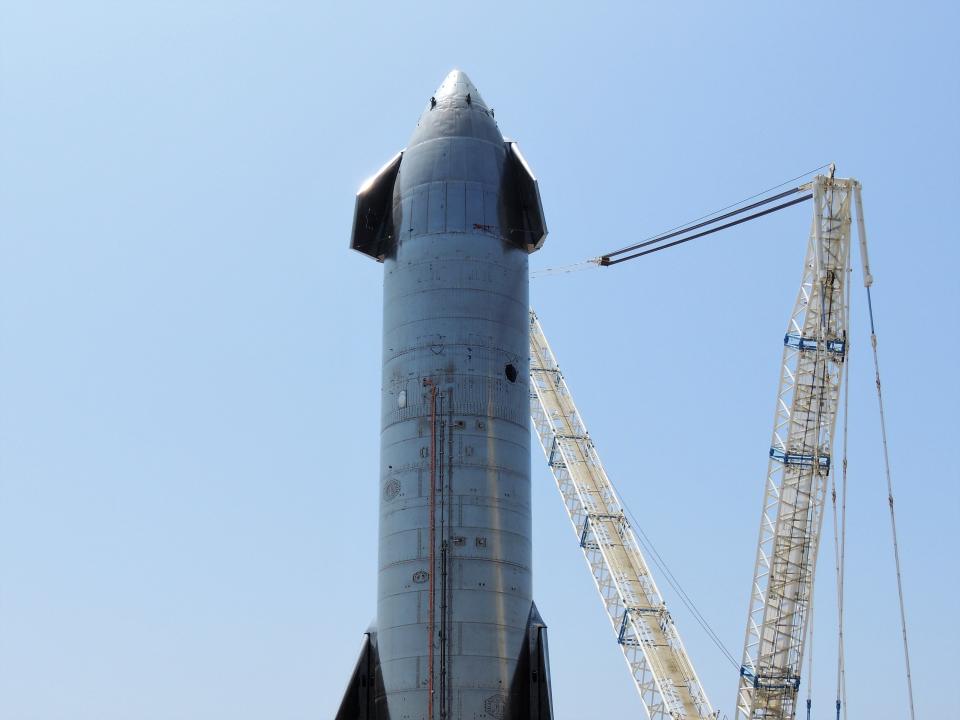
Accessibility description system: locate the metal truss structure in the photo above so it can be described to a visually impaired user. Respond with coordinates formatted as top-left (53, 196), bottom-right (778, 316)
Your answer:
top-left (736, 176), bottom-right (854, 720)
top-left (529, 311), bottom-right (716, 720)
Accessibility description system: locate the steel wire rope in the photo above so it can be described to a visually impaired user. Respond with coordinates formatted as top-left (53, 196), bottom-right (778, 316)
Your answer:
top-left (601, 194), bottom-right (813, 266)
top-left (805, 592), bottom-right (815, 720)
top-left (531, 325), bottom-right (722, 715)
top-left (829, 459), bottom-right (845, 720)
top-left (853, 186), bottom-right (917, 720)
top-left (530, 164), bottom-right (831, 278)
top-left (555, 430), bottom-right (698, 714)
top-left (529, 259), bottom-right (601, 279)
top-left (829, 436), bottom-right (843, 720)
top-left (601, 164), bottom-right (832, 261)
top-left (581, 178), bottom-right (831, 685)
top-left (831, 254), bottom-right (852, 720)
top-left (839, 370), bottom-right (849, 720)
top-left (613, 176), bottom-right (832, 714)
top-left (621, 163), bottom-right (831, 250)
top-left (602, 187), bottom-right (805, 262)
top-left (615, 497), bottom-right (740, 671)
top-left (865, 279), bottom-right (916, 720)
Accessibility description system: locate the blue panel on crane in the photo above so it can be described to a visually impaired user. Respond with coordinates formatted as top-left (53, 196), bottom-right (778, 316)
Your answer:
top-left (739, 666), bottom-right (801, 690)
top-left (769, 446), bottom-right (831, 470)
top-left (783, 333), bottom-right (846, 356)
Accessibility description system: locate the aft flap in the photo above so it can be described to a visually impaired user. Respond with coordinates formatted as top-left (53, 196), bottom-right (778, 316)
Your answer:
top-left (335, 630), bottom-right (389, 720)
top-left (503, 142), bottom-right (547, 253)
top-left (351, 151), bottom-right (403, 262)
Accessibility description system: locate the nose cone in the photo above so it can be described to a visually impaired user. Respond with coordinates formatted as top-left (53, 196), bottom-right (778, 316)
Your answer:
top-left (410, 68), bottom-right (501, 146)
top-left (432, 68), bottom-right (489, 110)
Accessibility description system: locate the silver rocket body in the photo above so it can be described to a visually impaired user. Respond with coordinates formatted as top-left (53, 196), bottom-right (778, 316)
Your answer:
top-left (339, 71), bottom-right (553, 720)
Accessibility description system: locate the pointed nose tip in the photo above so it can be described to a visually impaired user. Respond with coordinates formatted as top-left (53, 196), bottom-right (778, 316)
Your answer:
top-left (433, 68), bottom-right (488, 108)
top-left (440, 68), bottom-right (472, 89)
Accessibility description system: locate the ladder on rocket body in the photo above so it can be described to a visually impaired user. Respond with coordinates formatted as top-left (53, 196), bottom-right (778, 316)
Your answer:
top-left (528, 311), bottom-right (717, 720)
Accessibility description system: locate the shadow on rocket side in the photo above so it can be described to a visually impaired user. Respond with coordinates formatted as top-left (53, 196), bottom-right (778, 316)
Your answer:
top-left (336, 603), bottom-right (554, 720)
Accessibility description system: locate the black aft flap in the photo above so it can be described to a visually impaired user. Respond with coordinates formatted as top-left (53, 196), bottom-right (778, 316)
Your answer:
top-left (350, 152), bottom-right (403, 262)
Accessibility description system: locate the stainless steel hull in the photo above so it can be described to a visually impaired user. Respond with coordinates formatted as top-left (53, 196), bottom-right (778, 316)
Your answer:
top-left (340, 70), bottom-right (551, 720)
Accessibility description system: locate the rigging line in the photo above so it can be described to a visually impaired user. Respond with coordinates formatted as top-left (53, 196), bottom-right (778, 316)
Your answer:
top-left (602, 194), bottom-right (813, 266)
top-left (836, 240), bottom-right (851, 720)
top-left (830, 453), bottom-right (844, 720)
top-left (632, 523), bottom-right (740, 671)
top-left (530, 258), bottom-right (602, 279)
top-left (867, 288), bottom-right (917, 719)
top-left (805, 588), bottom-right (815, 720)
top-left (854, 186), bottom-right (916, 720)
top-left (622, 499), bottom-right (734, 666)
top-left (535, 164), bottom-right (830, 277)
top-left (604, 163), bottom-right (831, 259)
top-left (619, 501), bottom-right (740, 669)
top-left (603, 187), bottom-right (803, 260)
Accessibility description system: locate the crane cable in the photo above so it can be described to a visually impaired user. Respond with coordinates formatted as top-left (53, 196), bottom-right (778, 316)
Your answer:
top-left (530, 163), bottom-right (832, 278)
top-left (529, 173), bottom-right (916, 716)
top-left (805, 588), bottom-right (815, 720)
top-left (600, 193), bottom-right (812, 265)
top-left (831, 247), bottom-right (852, 720)
top-left (854, 185), bottom-right (917, 720)
top-left (602, 187), bottom-right (805, 262)
top-left (618, 499), bottom-right (741, 670)
top-left (612, 162), bottom-right (832, 254)
top-left (829, 332), bottom-right (848, 720)
top-left (528, 165), bottom-right (834, 678)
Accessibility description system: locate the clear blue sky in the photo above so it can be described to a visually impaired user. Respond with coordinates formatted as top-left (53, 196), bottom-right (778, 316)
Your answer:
top-left (1, 2), bottom-right (957, 718)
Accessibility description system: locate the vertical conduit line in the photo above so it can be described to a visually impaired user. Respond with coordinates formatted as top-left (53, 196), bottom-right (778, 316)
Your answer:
top-left (444, 391), bottom-right (455, 719)
top-left (853, 185), bottom-right (916, 720)
top-left (438, 390), bottom-right (451, 720)
top-left (424, 379), bottom-right (438, 720)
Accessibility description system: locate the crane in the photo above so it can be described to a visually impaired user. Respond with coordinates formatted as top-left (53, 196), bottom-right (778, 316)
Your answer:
top-left (735, 174), bottom-right (853, 720)
top-left (529, 310), bottom-right (716, 720)
top-left (528, 173), bottom-right (899, 720)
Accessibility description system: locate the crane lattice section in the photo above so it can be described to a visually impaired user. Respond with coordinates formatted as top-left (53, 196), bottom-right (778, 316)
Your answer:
top-left (736, 176), bottom-right (853, 720)
top-left (529, 311), bottom-right (716, 720)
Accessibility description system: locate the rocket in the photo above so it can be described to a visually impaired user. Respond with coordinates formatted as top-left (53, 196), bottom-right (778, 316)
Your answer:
top-left (337, 70), bottom-right (553, 720)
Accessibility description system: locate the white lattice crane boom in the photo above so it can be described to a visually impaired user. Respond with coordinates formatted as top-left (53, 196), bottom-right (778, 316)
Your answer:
top-left (736, 176), bottom-right (855, 719)
top-left (528, 174), bottom-right (883, 720)
top-left (529, 312), bottom-right (717, 720)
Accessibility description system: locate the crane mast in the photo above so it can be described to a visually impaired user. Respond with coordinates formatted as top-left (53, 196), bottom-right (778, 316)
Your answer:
top-left (736, 175), bottom-right (854, 720)
top-left (529, 311), bottom-right (716, 720)
top-left (528, 173), bottom-right (880, 719)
